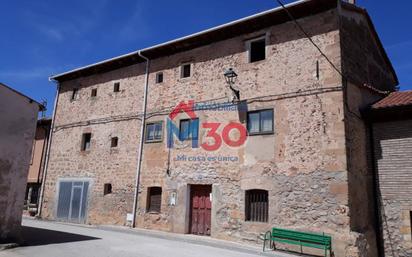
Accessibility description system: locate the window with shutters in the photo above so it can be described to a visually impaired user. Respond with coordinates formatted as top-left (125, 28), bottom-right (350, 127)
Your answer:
top-left (147, 187), bottom-right (162, 213)
top-left (81, 133), bottom-right (91, 151)
top-left (245, 189), bottom-right (268, 222)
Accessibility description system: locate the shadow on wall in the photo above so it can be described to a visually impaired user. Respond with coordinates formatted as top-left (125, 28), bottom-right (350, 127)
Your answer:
top-left (20, 226), bottom-right (100, 247)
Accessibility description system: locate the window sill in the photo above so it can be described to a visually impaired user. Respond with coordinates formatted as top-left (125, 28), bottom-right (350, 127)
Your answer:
top-left (248, 131), bottom-right (274, 136)
top-left (248, 58), bottom-right (266, 64)
top-left (147, 211), bottom-right (161, 214)
top-left (244, 220), bottom-right (268, 224)
top-left (145, 139), bottom-right (163, 144)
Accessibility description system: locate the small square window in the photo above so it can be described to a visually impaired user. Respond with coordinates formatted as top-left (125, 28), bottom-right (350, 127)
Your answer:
top-left (179, 118), bottom-right (199, 141)
top-left (147, 187), bottom-right (162, 213)
top-left (181, 64), bottom-right (191, 78)
top-left (247, 109), bottom-right (273, 135)
top-left (91, 89), bottom-right (97, 97)
top-left (114, 82), bottom-right (120, 92)
top-left (81, 133), bottom-right (91, 151)
top-left (156, 72), bottom-right (163, 83)
top-left (104, 183), bottom-right (112, 195)
top-left (249, 38), bottom-right (266, 63)
top-left (145, 122), bottom-right (163, 142)
top-left (111, 137), bottom-right (118, 148)
top-left (71, 88), bottom-right (79, 100)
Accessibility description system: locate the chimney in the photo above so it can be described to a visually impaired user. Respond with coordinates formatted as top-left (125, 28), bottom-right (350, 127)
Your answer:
top-left (346, 0), bottom-right (356, 4)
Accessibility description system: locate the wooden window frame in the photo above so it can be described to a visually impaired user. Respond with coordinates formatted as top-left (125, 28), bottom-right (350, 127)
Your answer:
top-left (147, 187), bottom-right (162, 213)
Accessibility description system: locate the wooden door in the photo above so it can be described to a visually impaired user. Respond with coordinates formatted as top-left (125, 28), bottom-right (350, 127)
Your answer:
top-left (190, 185), bottom-right (212, 236)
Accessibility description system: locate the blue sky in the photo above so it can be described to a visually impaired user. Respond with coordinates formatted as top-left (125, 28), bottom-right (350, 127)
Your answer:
top-left (1, 0), bottom-right (411, 116)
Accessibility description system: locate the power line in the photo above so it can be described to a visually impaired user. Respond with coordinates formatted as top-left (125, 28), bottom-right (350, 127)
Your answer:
top-left (275, 0), bottom-right (344, 78)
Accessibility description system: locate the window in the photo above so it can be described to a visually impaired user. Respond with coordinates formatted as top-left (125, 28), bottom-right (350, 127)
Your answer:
top-left (113, 82), bottom-right (120, 92)
top-left (156, 72), bottom-right (163, 83)
top-left (245, 189), bottom-right (268, 222)
top-left (81, 133), bottom-right (91, 151)
top-left (145, 122), bottom-right (163, 142)
top-left (147, 187), bottom-right (162, 213)
top-left (91, 88), bottom-right (97, 97)
top-left (111, 137), bottom-right (118, 147)
top-left (410, 211), bottom-right (412, 239)
top-left (181, 64), bottom-right (191, 78)
top-left (249, 37), bottom-right (266, 63)
top-left (247, 109), bottom-right (273, 135)
top-left (104, 183), bottom-right (112, 195)
top-left (179, 118), bottom-right (199, 141)
top-left (71, 88), bottom-right (79, 100)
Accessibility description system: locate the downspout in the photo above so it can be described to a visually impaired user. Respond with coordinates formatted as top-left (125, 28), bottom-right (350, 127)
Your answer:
top-left (37, 80), bottom-right (60, 217)
top-left (131, 51), bottom-right (150, 228)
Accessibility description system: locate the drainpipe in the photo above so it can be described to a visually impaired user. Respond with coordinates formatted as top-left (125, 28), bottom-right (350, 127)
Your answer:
top-left (131, 51), bottom-right (150, 228)
top-left (37, 80), bottom-right (60, 218)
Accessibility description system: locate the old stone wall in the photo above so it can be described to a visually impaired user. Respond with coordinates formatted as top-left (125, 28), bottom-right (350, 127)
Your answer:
top-left (136, 9), bottom-right (359, 257)
top-left (41, 63), bottom-right (146, 225)
top-left (40, 7), bottom-right (396, 257)
top-left (0, 85), bottom-right (39, 242)
top-left (340, 7), bottom-right (397, 92)
top-left (340, 6), bottom-right (398, 257)
top-left (373, 119), bottom-right (412, 257)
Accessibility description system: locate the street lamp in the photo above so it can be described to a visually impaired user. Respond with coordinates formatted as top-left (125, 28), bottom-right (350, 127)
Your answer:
top-left (224, 68), bottom-right (240, 102)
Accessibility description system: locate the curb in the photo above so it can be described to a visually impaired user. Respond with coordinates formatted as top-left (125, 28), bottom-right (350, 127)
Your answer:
top-left (0, 243), bottom-right (19, 251)
top-left (96, 225), bottom-right (296, 257)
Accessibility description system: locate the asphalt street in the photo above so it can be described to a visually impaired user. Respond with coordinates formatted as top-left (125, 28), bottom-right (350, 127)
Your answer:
top-left (0, 219), bottom-right (295, 257)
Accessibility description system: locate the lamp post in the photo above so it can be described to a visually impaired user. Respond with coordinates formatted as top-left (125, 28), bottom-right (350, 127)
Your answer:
top-left (224, 68), bottom-right (240, 103)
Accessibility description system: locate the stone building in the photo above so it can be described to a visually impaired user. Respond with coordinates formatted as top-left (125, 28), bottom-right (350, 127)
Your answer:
top-left (24, 118), bottom-right (51, 216)
top-left (367, 91), bottom-right (412, 257)
top-left (0, 82), bottom-right (43, 243)
top-left (41, 1), bottom-right (398, 256)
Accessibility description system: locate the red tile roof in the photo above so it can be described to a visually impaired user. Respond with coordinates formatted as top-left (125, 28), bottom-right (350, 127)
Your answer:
top-left (372, 91), bottom-right (412, 109)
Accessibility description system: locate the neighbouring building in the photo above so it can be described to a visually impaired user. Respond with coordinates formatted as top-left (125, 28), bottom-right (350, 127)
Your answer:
top-left (40, 1), bottom-right (399, 256)
top-left (367, 91), bottom-right (412, 257)
top-left (0, 82), bottom-right (43, 243)
top-left (23, 118), bottom-right (51, 216)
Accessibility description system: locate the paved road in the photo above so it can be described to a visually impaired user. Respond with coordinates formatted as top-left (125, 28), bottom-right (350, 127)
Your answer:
top-left (1, 219), bottom-right (291, 257)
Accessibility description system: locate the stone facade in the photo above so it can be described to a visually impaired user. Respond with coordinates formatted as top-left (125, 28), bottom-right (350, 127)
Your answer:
top-left (41, 3), bottom-right (398, 257)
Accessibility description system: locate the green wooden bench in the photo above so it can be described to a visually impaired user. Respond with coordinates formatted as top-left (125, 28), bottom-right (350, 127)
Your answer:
top-left (263, 227), bottom-right (332, 257)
